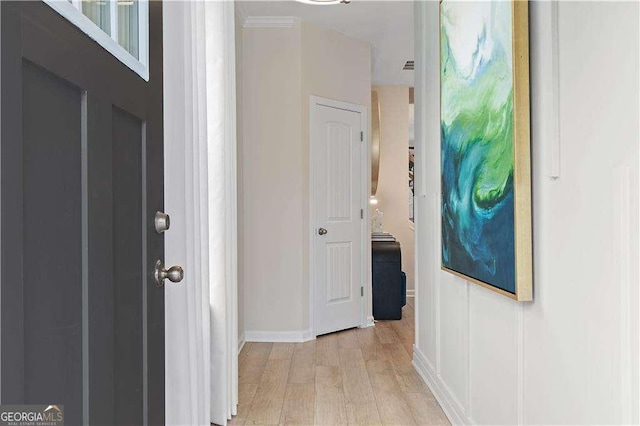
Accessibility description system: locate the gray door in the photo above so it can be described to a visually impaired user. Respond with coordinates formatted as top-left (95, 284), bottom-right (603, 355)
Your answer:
top-left (1, 2), bottom-right (165, 425)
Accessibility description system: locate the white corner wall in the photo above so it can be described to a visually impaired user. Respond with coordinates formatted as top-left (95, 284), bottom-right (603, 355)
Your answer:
top-left (413, 2), bottom-right (640, 425)
top-left (372, 85), bottom-right (415, 291)
top-left (238, 19), bottom-right (371, 339)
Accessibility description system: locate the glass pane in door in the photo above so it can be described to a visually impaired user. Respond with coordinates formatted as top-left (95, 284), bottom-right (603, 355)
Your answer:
top-left (118, 0), bottom-right (139, 59)
top-left (82, 0), bottom-right (110, 34)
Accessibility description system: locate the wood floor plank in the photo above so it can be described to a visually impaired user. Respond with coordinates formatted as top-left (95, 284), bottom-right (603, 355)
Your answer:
top-left (250, 342), bottom-right (276, 354)
top-left (394, 364), bottom-right (430, 394)
top-left (269, 343), bottom-right (295, 360)
top-left (236, 383), bottom-right (259, 423)
top-left (355, 326), bottom-right (378, 347)
top-left (366, 359), bottom-right (402, 393)
top-left (252, 359), bottom-right (291, 404)
top-left (382, 342), bottom-right (413, 367)
top-left (245, 404), bottom-right (283, 426)
top-left (391, 319), bottom-right (415, 342)
top-left (337, 328), bottom-right (361, 349)
top-left (314, 401), bottom-right (348, 425)
top-left (239, 383), bottom-right (259, 405)
top-left (289, 345), bottom-right (316, 384)
top-left (246, 359), bottom-right (291, 424)
top-left (405, 392), bottom-right (450, 425)
top-left (295, 339), bottom-right (317, 355)
top-left (315, 366), bottom-right (345, 403)
top-left (280, 383), bottom-right (315, 425)
top-left (373, 388), bottom-right (417, 425)
top-left (316, 333), bottom-right (340, 367)
top-left (375, 326), bottom-right (400, 344)
top-left (345, 402), bottom-right (382, 425)
top-left (359, 342), bottom-right (388, 363)
top-left (239, 343), bottom-right (274, 384)
top-left (339, 348), bottom-right (376, 404)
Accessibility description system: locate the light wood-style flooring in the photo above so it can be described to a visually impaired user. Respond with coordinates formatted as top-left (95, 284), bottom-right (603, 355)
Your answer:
top-left (231, 299), bottom-right (450, 425)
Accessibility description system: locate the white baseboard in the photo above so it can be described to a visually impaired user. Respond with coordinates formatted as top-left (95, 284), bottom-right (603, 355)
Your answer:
top-left (413, 346), bottom-right (468, 425)
top-left (245, 329), bottom-right (314, 343)
top-left (407, 289), bottom-right (415, 298)
top-left (238, 332), bottom-right (246, 355)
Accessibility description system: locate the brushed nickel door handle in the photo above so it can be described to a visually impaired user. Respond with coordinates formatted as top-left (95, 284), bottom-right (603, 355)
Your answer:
top-left (154, 260), bottom-right (184, 287)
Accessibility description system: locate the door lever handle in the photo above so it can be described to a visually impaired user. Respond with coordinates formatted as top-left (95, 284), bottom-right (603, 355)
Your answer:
top-left (318, 227), bottom-right (328, 236)
top-left (154, 260), bottom-right (184, 287)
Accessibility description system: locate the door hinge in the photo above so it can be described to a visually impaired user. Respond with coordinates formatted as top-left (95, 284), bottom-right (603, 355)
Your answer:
top-left (360, 131), bottom-right (363, 141)
top-left (360, 209), bottom-right (364, 219)
top-left (361, 286), bottom-right (364, 297)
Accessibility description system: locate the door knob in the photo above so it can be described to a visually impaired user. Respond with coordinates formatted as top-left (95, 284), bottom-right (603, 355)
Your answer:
top-left (154, 260), bottom-right (184, 287)
top-left (154, 211), bottom-right (171, 233)
top-left (318, 227), bottom-right (328, 236)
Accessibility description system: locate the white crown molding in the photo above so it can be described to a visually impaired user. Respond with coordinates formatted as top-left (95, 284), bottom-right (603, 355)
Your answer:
top-left (245, 329), bottom-right (314, 343)
top-left (243, 16), bottom-right (297, 28)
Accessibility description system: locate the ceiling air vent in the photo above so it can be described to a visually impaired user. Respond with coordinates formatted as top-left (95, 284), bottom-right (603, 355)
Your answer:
top-left (403, 60), bottom-right (414, 71)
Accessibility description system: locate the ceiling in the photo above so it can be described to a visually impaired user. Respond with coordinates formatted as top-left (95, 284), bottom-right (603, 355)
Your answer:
top-left (237, 1), bottom-right (415, 86)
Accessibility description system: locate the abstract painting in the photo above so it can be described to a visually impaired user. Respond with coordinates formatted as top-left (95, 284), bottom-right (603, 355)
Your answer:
top-left (440, 0), bottom-right (532, 300)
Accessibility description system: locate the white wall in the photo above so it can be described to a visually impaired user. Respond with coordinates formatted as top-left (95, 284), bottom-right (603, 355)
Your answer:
top-left (239, 22), bottom-right (305, 333)
top-left (372, 85), bottom-right (415, 291)
top-left (413, 2), bottom-right (640, 425)
top-left (238, 20), bottom-right (371, 337)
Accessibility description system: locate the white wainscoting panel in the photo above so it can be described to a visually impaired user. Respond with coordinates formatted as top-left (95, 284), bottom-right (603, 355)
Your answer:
top-left (437, 274), bottom-right (468, 416)
top-left (468, 286), bottom-right (519, 425)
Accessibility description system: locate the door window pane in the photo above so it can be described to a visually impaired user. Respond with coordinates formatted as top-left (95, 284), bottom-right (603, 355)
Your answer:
top-left (118, 0), bottom-right (139, 59)
top-left (82, 0), bottom-right (110, 35)
top-left (44, 0), bottom-right (148, 80)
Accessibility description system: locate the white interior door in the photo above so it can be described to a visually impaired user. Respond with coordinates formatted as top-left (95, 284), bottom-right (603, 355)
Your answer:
top-left (312, 101), bottom-right (364, 336)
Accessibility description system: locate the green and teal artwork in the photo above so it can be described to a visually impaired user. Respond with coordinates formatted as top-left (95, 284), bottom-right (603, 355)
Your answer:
top-left (440, 0), bottom-right (533, 301)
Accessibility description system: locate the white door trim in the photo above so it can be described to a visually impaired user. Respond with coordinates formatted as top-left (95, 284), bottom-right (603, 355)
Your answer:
top-left (163, 2), bottom-right (238, 424)
top-left (222, 0), bottom-right (239, 418)
top-left (308, 95), bottom-right (371, 337)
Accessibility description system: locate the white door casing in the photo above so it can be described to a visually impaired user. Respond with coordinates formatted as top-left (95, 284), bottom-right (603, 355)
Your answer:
top-left (163, 2), bottom-right (238, 424)
top-left (311, 97), bottom-right (366, 336)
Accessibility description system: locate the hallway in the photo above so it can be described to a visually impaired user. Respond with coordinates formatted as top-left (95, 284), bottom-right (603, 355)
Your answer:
top-left (233, 300), bottom-right (449, 425)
